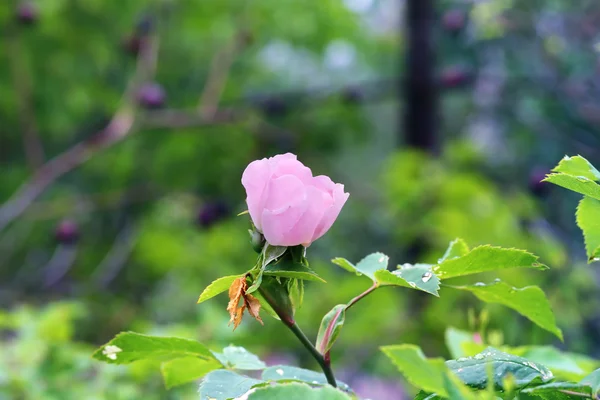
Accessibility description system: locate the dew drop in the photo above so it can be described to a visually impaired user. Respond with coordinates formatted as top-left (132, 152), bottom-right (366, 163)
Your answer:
top-left (378, 256), bottom-right (386, 263)
top-left (421, 271), bottom-right (433, 283)
top-left (576, 176), bottom-right (590, 182)
top-left (593, 257), bottom-right (600, 262)
top-left (474, 353), bottom-right (484, 360)
top-left (409, 282), bottom-right (416, 288)
top-left (494, 278), bottom-right (501, 283)
top-left (276, 368), bottom-right (284, 376)
top-left (474, 282), bottom-right (485, 287)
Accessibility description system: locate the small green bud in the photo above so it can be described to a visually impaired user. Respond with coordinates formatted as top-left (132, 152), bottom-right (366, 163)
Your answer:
top-left (249, 229), bottom-right (265, 253)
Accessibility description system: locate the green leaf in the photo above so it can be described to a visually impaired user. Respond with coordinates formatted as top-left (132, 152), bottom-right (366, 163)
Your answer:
top-left (247, 245), bottom-right (288, 294)
top-left (288, 279), bottom-right (305, 309)
top-left (457, 342), bottom-right (597, 381)
top-left (580, 368), bottom-right (600, 397)
top-left (258, 276), bottom-right (295, 320)
top-left (450, 281), bottom-right (563, 340)
top-left (248, 383), bottom-right (352, 400)
top-left (543, 173), bottom-right (600, 201)
top-left (264, 259), bottom-right (325, 282)
top-left (414, 392), bottom-right (443, 400)
top-left (516, 347), bottom-right (586, 381)
top-left (435, 246), bottom-right (547, 280)
top-left (522, 382), bottom-right (592, 399)
top-left (375, 264), bottom-right (440, 296)
top-left (331, 257), bottom-right (359, 275)
top-left (213, 345), bottom-right (266, 370)
top-left (381, 344), bottom-right (448, 396)
top-left (253, 289), bottom-right (280, 320)
top-left (576, 197), bottom-right (600, 263)
top-left (160, 357), bottom-right (222, 389)
top-left (92, 332), bottom-right (217, 364)
top-left (197, 275), bottom-right (243, 304)
top-left (445, 327), bottom-right (479, 359)
top-left (331, 252), bottom-right (389, 281)
top-left (440, 239), bottom-right (470, 262)
top-left (198, 369), bottom-right (264, 400)
top-left (446, 347), bottom-right (554, 391)
top-left (263, 244), bottom-right (288, 267)
top-left (315, 304), bottom-right (346, 355)
top-left (550, 155), bottom-right (600, 181)
top-left (443, 373), bottom-right (479, 400)
top-left (261, 366), bottom-right (351, 392)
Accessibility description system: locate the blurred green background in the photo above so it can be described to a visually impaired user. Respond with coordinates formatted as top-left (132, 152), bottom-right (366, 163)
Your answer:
top-left (1, 0), bottom-right (600, 398)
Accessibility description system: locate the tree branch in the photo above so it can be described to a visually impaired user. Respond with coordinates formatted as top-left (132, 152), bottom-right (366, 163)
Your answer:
top-left (0, 33), bottom-right (160, 233)
top-left (7, 26), bottom-right (45, 170)
top-left (198, 30), bottom-right (249, 120)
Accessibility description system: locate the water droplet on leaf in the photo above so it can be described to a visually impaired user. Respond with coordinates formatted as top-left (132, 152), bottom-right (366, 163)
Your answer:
top-left (421, 271), bottom-right (433, 282)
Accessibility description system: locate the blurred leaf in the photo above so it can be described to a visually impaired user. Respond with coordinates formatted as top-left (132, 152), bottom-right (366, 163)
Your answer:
top-left (198, 369), bottom-right (263, 400)
top-left (160, 357), bottom-right (222, 389)
top-left (92, 332), bottom-right (216, 364)
top-left (521, 382), bottom-right (592, 399)
top-left (264, 259), bottom-right (325, 282)
top-left (576, 197), bottom-right (600, 263)
top-left (435, 246), bottom-right (547, 280)
top-left (445, 327), bottom-right (478, 359)
top-left (450, 281), bottom-right (562, 340)
top-left (213, 345), bottom-right (266, 370)
top-left (447, 347), bottom-right (553, 391)
top-left (315, 304), bottom-right (346, 354)
top-left (261, 365), bottom-right (350, 392)
top-left (551, 155), bottom-right (600, 181)
top-left (440, 238), bottom-right (470, 262)
top-left (381, 344), bottom-right (448, 396)
top-left (375, 264), bottom-right (440, 296)
top-left (580, 368), bottom-right (600, 397)
top-left (197, 275), bottom-right (244, 304)
top-left (543, 174), bottom-right (600, 201)
top-left (247, 383), bottom-right (351, 400)
top-left (331, 253), bottom-right (389, 281)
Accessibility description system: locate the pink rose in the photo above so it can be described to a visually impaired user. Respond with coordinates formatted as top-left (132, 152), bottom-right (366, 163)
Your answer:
top-left (241, 153), bottom-right (349, 247)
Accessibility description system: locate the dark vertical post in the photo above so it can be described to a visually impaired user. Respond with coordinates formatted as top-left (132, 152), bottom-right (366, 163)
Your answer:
top-left (404, 0), bottom-right (437, 152)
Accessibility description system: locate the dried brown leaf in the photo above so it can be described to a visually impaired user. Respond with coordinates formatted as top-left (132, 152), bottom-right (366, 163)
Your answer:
top-left (227, 276), bottom-right (247, 330)
top-left (244, 293), bottom-right (263, 325)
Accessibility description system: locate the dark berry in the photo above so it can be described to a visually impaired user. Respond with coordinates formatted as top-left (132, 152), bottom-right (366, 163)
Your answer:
top-left (260, 96), bottom-right (288, 118)
top-left (442, 10), bottom-right (466, 33)
top-left (196, 201), bottom-right (230, 228)
top-left (55, 220), bottom-right (79, 245)
top-left (439, 66), bottom-right (471, 88)
top-left (341, 86), bottom-right (364, 104)
top-left (135, 15), bottom-right (154, 36)
top-left (16, 1), bottom-right (38, 25)
top-left (137, 83), bottom-right (166, 109)
top-left (529, 168), bottom-right (550, 197)
top-left (123, 35), bottom-right (144, 56)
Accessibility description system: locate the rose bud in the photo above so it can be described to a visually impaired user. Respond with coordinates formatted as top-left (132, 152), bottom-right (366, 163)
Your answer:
top-left (241, 153), bottom-right (349, 247)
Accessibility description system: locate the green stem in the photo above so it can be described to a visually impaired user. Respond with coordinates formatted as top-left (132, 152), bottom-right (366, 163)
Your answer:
top-left (323, 283), bottom-right (379, 370)
top-left (286, 320), bottom-right (338, 388)
top-left (259, 285), bottom-right (337, 387)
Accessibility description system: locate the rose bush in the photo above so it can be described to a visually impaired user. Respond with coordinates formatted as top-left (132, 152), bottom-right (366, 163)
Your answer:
top-left (241, 153), bottom-right (349, 247)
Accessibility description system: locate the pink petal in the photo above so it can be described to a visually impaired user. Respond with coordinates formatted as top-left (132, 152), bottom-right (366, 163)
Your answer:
top-left (285, 185), bottom-right (328, 246)
top-left (261, 174), bottom-right (308, 245)
top-left (311, 183), bottom-right (349, 242)
top-left (241, 158), bottom-right (272, 230)
top-left (271, 154), bottom-right (313, 185)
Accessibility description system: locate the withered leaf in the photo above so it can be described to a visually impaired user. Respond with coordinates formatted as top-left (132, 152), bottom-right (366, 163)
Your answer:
top-left (227, 276), bottom-right (247, 330)
top-left (244, 293), bottom-right (263, 325)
